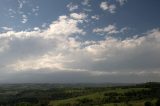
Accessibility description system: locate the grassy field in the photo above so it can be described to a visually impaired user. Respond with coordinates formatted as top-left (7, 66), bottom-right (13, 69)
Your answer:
top-left (48, 87), bottom-right (156, 106)
top-left (0, 82), bottom-right (159, 106)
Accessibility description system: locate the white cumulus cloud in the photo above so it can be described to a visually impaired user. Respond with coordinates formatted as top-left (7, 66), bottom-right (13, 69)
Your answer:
top-left (70, 13), bottom-right (87, 20)
top-left (93, 24), bottom-right (126, 35)
top-left (67, 3), bottom-right (79, 12)
top-left (100, 1), bottom-right (116, 13)
top-left (0, 11), bottom-right (160, 83)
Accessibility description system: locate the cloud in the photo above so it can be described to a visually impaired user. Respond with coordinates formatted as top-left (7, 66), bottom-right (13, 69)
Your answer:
top-left (1, 70), bottom-right (160, 83)
top-left (32, 6), bottom-right (39, 16)
top-left (17, 0), bottom-right (26, 9)
top-left (8, 8), bottom-right (16, 18)
top-left (0, 39), bottom-right (9, 53)
top-left (5, 28), bottom-right (160, 76)
top-left (117, 0), bottom-right (127, 6)
top-left (91, 15), bottom-right (100, 20)
top-left (100, 1), bottom-right (116, 13)
top-left (0, 10), bottom-right (160, 82)
top-left (82, 0), bottom-right (91, 6)
top-left (0, 14), bottom-right (85, 66)
top-left (84, 29), bottom-right (160, 73)
top-left (7, 0), bottom-right (40, 24)
top-left (93, 24), bottom-right (127, 35)
top-left (70, 13), bottom-right (87, 20)
top-left (67, 3), bottom-right (78, 12)
top-left (8, 53), bottom-right (68, 71)
top-left (0, 15), bottom-right (85, 39)
top-left (21, 14), bottom-right (28, 23)
top-left (1, 27), bottom-right (13, 31)
top-left (45, 15), bottom-right (85, 38)
top-left (83, 8), bottom-right (92, 12)
top-left (33, 27), bottom-right (40, 31)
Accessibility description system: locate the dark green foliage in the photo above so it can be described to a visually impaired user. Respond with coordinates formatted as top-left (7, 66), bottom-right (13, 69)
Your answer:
top-left (156, 99), bottom-right (160, 106)
top-left (144, 101), bottom-right (152, 106)
top-left (77, 98), bottom-right (93, 104)
top-left (0, 82), bottom-right (159, 106)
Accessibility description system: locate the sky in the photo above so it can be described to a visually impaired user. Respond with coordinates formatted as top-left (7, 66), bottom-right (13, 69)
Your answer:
top-left (0, 0), bottom-right (160, 83)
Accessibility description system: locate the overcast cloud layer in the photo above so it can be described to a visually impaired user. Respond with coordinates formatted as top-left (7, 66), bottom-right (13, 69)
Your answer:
top-left (0, 0), bottom-right (160, 83)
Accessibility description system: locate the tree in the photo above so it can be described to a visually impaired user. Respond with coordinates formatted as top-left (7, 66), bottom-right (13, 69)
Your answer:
top-left (156, 99), bottom-right (160, 106)
top-left (144, 101), bottom-right (152, 106)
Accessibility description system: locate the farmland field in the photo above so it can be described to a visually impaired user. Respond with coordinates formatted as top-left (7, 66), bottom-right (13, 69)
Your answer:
top-left (0, 82), bottom-right (159, 106)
